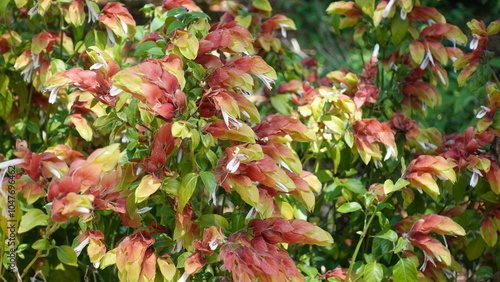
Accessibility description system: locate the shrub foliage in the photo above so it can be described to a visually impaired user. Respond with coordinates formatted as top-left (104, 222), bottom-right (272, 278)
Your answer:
top-left (0, 0), bottom-right (499, 281)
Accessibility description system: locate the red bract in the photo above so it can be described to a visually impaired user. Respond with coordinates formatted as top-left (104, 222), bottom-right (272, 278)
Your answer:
top-left (183, 227), bottom-right (226, 279)
top-left (143, 123), bottom-right (178, 175)
top-left (74, 230), bottom-right (106, 268)
top-left (204, 119), bottom-right (257, 144)
top-left (173, 201), bottom-right (200, 252)
top-left (352, 119), bottom-right (397, 164)
top-left (115, 231), bottom-right (157, 282)
top-left (199, 21), bottom-right (254, 55)
top-left (31, 31), bottom-right (55, 55)
top-left (99, 2), bottom-right (136, 46)
top-left (407, 6), bottom-right (445, 23)
top-left (244, 155), bottom-right (296, 193)
top-left (46, 49), bottom-right (122, 105)
top-left (397, 214), bottom-right (465, 272)
top-left (163, 0), bottom-right (200, 11)
top-left (14, 140), bottom-right (68, 181)
top-left (326, 1), bottom-right (363, 28)
top-left (197, 88), bottom-right (259, 130)
top-left (454, 20), bottom-right (489, 86)
top-left (220, 233), bottom-right (303, 282)
top-left (250, 218), bottom-right (333, 246)
top-left (253, 114), bottom-right (315, 142)
top-left (112, 55), bottom-right (186, 119)
top-left (51, 192), bottom-right (94, 222)
top-left (323, 268), bottom-right (349, 281)
top-left (404, 155), bottom-right (456, 199)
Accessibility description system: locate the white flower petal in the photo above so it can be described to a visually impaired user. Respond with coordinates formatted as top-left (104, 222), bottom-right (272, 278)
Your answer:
top-left (74, 237), bottom-right (90, 257)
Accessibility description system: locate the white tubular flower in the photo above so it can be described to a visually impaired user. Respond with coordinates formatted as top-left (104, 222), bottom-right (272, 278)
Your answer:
top-left (245, 207), bottom-right (257, 219)
top-left (109, 85), bottom-right (123, 96)
top-left (137, 207), bottom-right (153, 214)
top-left (276, 182), bottom-right (289, 192)
top-left (85, 0), bottom-right (99, 23)
top-left (476, 106), bottom-right (491, 118)
top-left (400, 9), bottom-right (407, 20)
top-left (437, 70), bottom-right (447, 86)
top-left (119, 19), bottom-right (128, 34)
top-left (177, 272), bottom-right (189, 282)
top-left (46, 85), bottom-right (62, 104)
top-left (75, 207), bottom-right (91, 214)
top-left (74, 237), bottom-right (90, 257)
top-left (372, 43), bottom-right (380, 59)
top-left (226, 147), bottom-right (249, 173)
top-left (256, 73), bottom-right (275, 90)
top-left (469, 34), bottom-right (480, 50)
top-left (382, 0), bottom-right (396, 18)
top-left (221, 108), bottom-right (242, 130)
top-left (279, 160), bottom-right (293, 172)
top-left (280, 23), bottom-right (292, 38)
top-left (28, 4), bottom-right (39, 16)
top-left (209, 188), bottom-right (217, 205)
top-left (384, 146), bottom-right (397, 161)
top-left (470, 168), bottom-right (482, 187)
top-left (106, 28), bottom-right (116, 47)
top-left (238, 87), bottom-right (251, 97)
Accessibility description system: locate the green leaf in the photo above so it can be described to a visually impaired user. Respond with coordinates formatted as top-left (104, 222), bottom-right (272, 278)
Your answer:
top-left (252, 0), bottom-right (272, 11)
top-left (134, 41), bottom-right (159, 56)
top-left (392, 259), bottom-right (417, 282)
top-left (344, 131), bottom-right (354, 148)
top-left (270, 94), bottom-right (291, 115)
top-left (18, 209), bottom-right (49, 233)
top-left (465, 236), bottom-right (485, 261)
top-left (199, 171), bottom-right (216, 195)
top-left (337, 202), bottom-right (362, 213)
top-left (355, 0), bottom-right (375, 17)
top-left (0, 0), bottom-right (10, 17)
top-left (323, 115), bottom-right (346, 135)
top-left (341, 179), bottom-right (366, 194)
top-left (363, 262), bottom-right (384, 282)
top-left (476, 266), bottom-right (494, 278)
top-left (32, 239), bottom-right (51, 250)
top-left (391, 15), bottom-right (408, 45)
top-left (135, 175), bottom-right (162, 203)
top-left (384, 178), bottom-right (409, 194)
top-left (374, 229), bottom-right (398, 242)
top-left (394, 237), bottom-right (408, 253)
top-left (57, 245), bottom-right (78, 266)
top-left (178, 173), bottom-right (198, 213)
top-left (0, 74), bottom-right (12, 119)
top-left (194, 214), bottom-right (228, 230)
top-left (167, 20), bottom-right (186, 34)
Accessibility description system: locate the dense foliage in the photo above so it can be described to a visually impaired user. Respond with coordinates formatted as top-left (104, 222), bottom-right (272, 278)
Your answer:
top-left (1, 0), bottom-right (499, 281)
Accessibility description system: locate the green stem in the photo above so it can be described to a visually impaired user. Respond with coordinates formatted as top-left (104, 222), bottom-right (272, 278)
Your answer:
top-left (346, 209), bottom-right (377, 281)
top-left (20, 222), bottom-right (59, 279)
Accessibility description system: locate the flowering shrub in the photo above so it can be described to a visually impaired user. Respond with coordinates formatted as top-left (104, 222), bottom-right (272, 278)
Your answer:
top-left (0, 0), bottom-right (499, 281)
